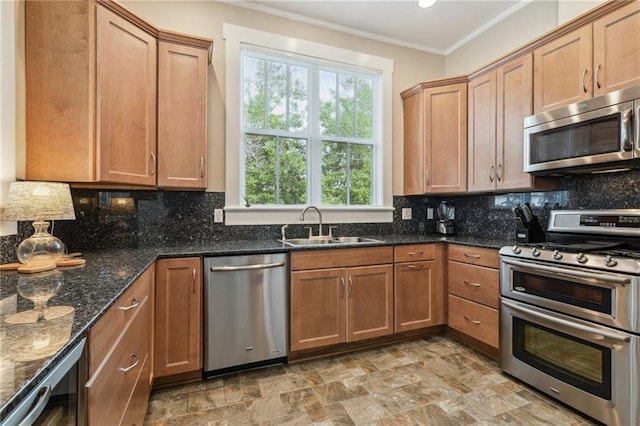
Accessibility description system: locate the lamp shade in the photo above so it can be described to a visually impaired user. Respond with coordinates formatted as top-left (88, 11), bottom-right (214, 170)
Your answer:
top-left (4, 181), bottom-right (76, 222)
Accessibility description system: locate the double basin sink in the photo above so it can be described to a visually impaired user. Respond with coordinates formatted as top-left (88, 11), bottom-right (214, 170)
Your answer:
top-left (280, 236), bottom-right (384, 247)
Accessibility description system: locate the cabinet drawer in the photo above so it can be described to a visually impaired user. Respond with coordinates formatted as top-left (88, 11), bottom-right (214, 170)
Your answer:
top-left (89, 267), bottom-right (151, 377)
top-left (447, 245), bottom-right (499, 268)
top-left (448, 294), bottom-right (498, 349)
top-left (120, 353), bottom-right (151, 426)
top-left (394, 244), bottom-right (436, 262)
top-left (87, 297), bottom-right (150, 425)
top-left (448, 261), bottom-right (499, 309)
top-left (291, 246), bottom-right (393, 270)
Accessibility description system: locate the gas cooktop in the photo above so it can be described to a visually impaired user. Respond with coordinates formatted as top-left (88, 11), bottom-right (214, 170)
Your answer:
top-left (500, 209), bottom-right (640, 275)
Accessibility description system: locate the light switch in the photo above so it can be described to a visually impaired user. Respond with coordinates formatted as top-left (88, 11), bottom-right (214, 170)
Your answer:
top-left (214, 209), bottom-right (224, 223)
top-left (402, 208), bottom-right (412, 220)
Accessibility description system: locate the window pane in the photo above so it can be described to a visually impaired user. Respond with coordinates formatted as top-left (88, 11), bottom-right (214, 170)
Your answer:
top-left (267, 61), bottom-right (287, 130)
top-left (319, 70), bottom-right (337, 136)
top-left (245, 134), bottom-right (276, 204)
top-left (357, 78), bottom-right (373, 139)
top-left (243, 56), bottom-right (265, 128)
top-left (349, 144), bottom-right (372, 205)
top-left (288, 65), bottom-right (308, 133)
top-left (321, 141), bottom-right (347, 205)
top-left (338, 74), bottom-right (355, 137)
top-left (279, 138), bottom-right (307, 204)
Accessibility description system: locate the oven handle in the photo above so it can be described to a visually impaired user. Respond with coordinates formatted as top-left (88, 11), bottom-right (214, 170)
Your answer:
top-left (16, 386), bottom-right (52, 425)
top-left (502, 298), bottom-right (631, 344)
top-left (501, 258), bottom-right (631, 286)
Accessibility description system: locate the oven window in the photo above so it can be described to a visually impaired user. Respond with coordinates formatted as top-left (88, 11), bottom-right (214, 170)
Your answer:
top-left (513, 271), bottom-right (612, 314)
top-left (529, 113), bottom-right (621, 164)
top-left (513, 317), bottom-right (611, 399)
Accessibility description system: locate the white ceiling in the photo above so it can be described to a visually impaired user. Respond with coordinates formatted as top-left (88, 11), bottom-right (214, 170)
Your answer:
top-left (226, 0), bottom-right (532, 55)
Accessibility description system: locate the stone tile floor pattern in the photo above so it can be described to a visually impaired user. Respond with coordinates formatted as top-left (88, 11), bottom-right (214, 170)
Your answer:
top-left (144, 336), bottom-right (600, 425)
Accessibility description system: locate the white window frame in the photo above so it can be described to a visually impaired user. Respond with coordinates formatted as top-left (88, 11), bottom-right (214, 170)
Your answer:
top-left (224, 24), bottom-right (394, 225)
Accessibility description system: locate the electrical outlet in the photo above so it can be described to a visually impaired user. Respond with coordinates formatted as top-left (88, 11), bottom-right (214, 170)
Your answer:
top-left (214, 209), bottom-right (224, 223)
top-left (427, 208), bottom-right (434, 220)
top-left (401, 208), bottom-right (412, 220)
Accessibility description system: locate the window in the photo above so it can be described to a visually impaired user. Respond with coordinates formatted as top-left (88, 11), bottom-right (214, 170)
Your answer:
top-left (224, 24), bottom-right (393, 225)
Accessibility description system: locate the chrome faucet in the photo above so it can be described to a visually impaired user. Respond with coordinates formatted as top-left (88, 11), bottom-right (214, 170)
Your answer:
top-left (300, 206), bottom-right (323, 238)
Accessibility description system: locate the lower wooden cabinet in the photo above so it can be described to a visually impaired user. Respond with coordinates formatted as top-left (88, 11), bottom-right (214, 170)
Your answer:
top-left (446, 244), bottom-right (500, 355)
top-left (86, 266), bottom-right (152, 426)
top-left (154, 257), bottom-right (202, 377)
top-left (290, 247), bottom-right (394, 352)
top-left (394, 244), bottom-right (444, 332)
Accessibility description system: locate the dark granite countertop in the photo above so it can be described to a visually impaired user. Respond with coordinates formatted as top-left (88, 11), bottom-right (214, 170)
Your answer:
top-left (0, 234), bottom-right (511, 418)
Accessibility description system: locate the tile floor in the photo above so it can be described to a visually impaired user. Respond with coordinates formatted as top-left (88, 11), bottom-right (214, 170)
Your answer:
top-left (144, 336), bottom-right (599, 425)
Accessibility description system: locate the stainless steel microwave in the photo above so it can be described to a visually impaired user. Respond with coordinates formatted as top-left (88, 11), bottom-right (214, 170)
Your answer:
top-left (524, 85), bottom-right (639, 175)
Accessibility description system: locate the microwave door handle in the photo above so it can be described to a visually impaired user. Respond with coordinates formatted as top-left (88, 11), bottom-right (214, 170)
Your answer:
top-left (501, 258), bottom-right (631, 286)
top-left (502, 299), bottom-right (631, 344)
top-left (621, 108), bottom-right (633, 151)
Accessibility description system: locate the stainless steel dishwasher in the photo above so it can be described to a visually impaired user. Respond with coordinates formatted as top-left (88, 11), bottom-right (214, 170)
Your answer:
top-left (204, 253), bottom-right (288, 376)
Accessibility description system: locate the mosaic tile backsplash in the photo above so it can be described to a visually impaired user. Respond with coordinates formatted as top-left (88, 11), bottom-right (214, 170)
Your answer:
top-left (1, 170), bottom-right (638, 263)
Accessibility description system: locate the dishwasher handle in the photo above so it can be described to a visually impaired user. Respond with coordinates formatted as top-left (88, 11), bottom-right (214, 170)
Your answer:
top-left (210, 261), bottom-right (285, 272)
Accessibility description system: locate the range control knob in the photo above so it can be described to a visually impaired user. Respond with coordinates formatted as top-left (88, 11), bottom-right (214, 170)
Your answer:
top-left (576, 253), bottom-right (588, 264)
top-left (604, 255), bottom-right (618, 267)
top-left (552, 250), bottom-right (563, 260)
top-left (531, 247), bottom-right (541, 257)
top-left (512, 245), bottom-right (521, 254)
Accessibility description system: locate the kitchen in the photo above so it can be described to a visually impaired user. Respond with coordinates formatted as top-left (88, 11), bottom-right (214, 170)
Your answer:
top-left (1, 0), bottom-right (639, 424)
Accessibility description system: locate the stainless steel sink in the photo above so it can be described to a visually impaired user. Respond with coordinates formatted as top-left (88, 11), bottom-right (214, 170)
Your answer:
top-left (280, 237), bottom-right (384, 247)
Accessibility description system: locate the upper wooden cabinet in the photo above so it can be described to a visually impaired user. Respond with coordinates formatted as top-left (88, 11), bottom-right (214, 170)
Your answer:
top-left (402, 78), bottom-right (468, 195)
top-left (593, 1), bottom-right (640, 95)
top-left (468, 55), bottom-right (554, 192)
top-left (534, 1), bottom-right (640, 112)
top-left (25, 1), bottom-right (212, 189)
top-left (157, 36), bottom-right (210, 189)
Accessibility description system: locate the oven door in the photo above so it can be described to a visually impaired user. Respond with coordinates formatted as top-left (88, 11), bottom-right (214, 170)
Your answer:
top-left (500, 256), bottom-right (639, 333)
top-left (3, 339), bottom-right (86, 426)
top-left (500, 298), bottom-right (639, 426)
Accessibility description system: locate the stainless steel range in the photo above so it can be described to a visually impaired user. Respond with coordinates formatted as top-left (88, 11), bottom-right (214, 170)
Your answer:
top-left (499, 209), bottom-right (640, 426)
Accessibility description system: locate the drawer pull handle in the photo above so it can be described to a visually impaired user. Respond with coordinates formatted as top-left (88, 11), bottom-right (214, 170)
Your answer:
top-left (200, 157), bottom-right (205, 178)
top-left (348, 277), bottom-right (354, 297)
top-left (408, 264), bottom-right (424, 269)
top-left (193, 268), bottom-right (197, 293)
top-left (118, 298), bottom-right (140, 312)
top-left (407, 251), bottom-right (423, 256)
top-left (464, 316), bottom-right (481, 325)
top-left (463, 253), bottom-right (481, 259)
top-left (119, 353), bottom-right (140, 373)
top-left (463, 280), bottom-right (481, 288)
top-left (340, 277), bottom-right (345, 298)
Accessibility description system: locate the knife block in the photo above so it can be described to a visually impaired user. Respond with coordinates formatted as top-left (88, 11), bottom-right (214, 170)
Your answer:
top-left (515, 216), bottom-right (545, 243)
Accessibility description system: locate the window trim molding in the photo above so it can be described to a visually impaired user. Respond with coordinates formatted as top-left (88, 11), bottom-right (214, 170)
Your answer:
top-left (223, 23), bottom-right (394, 225)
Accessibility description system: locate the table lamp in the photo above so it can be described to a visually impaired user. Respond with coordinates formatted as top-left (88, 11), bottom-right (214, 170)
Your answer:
top-left (4, 181), bottom-right (76, 272)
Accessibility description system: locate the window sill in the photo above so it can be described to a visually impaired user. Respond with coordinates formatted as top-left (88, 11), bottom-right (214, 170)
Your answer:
top-left (224, 206), bottom-right (394, 225)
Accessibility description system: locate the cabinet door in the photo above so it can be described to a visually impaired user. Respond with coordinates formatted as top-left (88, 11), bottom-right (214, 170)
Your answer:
top-left (533, 25), bottom-right (593, 112)
top-left (593, 1), bottom-right (640, 95)
top-left (290, 268), bottom-right (346, 351)
top-left (402, 90), bottom-right (426, 195)
top-left (394, 259), bottom-right (444, 332)
top-left (468, 71), bottom-right (497, 192)
top-left (155, 257), bottom-right (202, 377)
top-left (97, 6), bottom-right (157, 186)
top-left (424, 83), bottom-right (468, 193)
top-left (496, 54), bottom-right (534, 191)
top-left (158, 41), bottom-right (209, 189)
top-left (346, 265), bottom-right (393, 342)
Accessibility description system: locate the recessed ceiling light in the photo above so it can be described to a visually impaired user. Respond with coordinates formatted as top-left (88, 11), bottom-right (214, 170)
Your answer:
top-left (418, 0), bottom-right (437, 8)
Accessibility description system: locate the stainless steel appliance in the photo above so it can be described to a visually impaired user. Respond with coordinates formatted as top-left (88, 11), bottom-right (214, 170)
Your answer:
top-left (524, 84), bottom-right (640, 175)
top-left (3, 338), bottom-right (87, 425)
top-left (499, 209), bottom-right (640, 426)
top-left (204, 253), bottom-right (288, 376)
top-left (436, 201), bottom-right (455, 235)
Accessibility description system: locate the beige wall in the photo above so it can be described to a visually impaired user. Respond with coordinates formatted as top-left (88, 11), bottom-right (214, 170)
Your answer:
top-left (121, 1), bottom-right (445, 196)
top-left (445, 1), bottom-right (558, 76)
